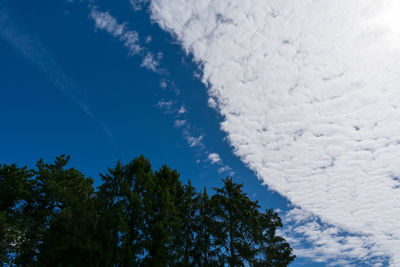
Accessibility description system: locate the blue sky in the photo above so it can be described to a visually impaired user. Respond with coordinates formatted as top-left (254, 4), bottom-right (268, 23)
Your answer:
top-left (1, 0), bottom-right (398, 266)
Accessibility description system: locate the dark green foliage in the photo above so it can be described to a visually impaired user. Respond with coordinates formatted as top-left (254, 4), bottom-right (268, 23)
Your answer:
top-left (192, 188), bottom-right (219, 266)
top-left (0, 155), bottom-right (295, 266)
top-left (211, 177), bottom-right (261, 266)
top-left (0, 163), bottom-right (31, 264)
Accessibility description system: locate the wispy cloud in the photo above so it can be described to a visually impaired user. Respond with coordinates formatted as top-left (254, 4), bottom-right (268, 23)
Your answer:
top-left (89, 7), bottom-right (162, 72)
top-left (88, 2), bottom-right (234, 176)
top-left (185, 134), bottom-right (203, 148)
top-left (159, 80), bottom-right (167, 88)
top-left (0, 2), bottom-right (114, 143)
top-left (207, 153), bottom-right (233, 175)
top-left (140, 52), bottom-right (159, 72)
top-left (156, 99), bottom-right (174, 113)
top-left (150, 0), bottom-right (400, 264)
top-left (90, 7), bottom-right (141, 55)
top-left (174, 119), bottom-right (186, 128)
top-left (130, 0), bottom-right (149, 11)
top-left (207, 153), bottom-right (221, 164)
top-left (177, 105), bottom-right (186, 114)
top-left (217, 165), bottom-right (233, 175)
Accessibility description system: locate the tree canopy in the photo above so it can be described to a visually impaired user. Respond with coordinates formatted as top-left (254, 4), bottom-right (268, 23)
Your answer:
top-left (0, 155), bottom-right (295, 266)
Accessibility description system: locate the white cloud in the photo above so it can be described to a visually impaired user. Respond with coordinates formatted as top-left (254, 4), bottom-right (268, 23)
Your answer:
top-left (208, 153), bottom-right (234, 175)
top-left (207, 152), bottom-right (221, 164)
top-left (160, 80), bottom-right (167, 88)
top-left (141, 52), bottom-right (160, 72)
top-left (89, 7), bottom-right (162, 73)
top-left (178, 105), bottom-right (186, 114)
top-left (186, 134), bottom-right (203, 148)
top-left (207, 97), bottom-right (217, 109)
top-left (218, 165), bottom-right (233, 175)
top-left (90, 7), bottom-right (142, 55)
top-left (145, 35), bottom-right (152, 43)
top-left (150, 0), bottom-right (400, 264)
top-left (130, 0), bottom-right (149, 11)
top-left (174, 119), bottom-right (186, 127)
top-left (281, 207), bottom-right (389, 266)
top-left (156, 100), bottom-right (173, 112)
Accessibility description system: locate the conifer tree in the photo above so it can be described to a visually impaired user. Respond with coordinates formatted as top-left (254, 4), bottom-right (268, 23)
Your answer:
top-left (192, 188), bottom-right (218, 266)
top-left (0, 156), bottom-right (296, 266)
top-left (211, 177), bottom-right (295, 267)
top-left (176, 181), bottom-right (197, 266)
top-left (211, 177), bottom-right (261, 266)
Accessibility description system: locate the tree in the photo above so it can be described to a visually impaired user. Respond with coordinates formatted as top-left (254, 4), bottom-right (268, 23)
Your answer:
top-left (31, 155), bottom-right (97, 266)
top-left (192, 188), bottom-right (218, 266)
top-left (142, 165), bottom-right (184, 266)
top-left (96, 155), bottom-right (153, 265)
top-left (175, 181), bottom-right (197, 266)
top-left (1, 155), bottom-right (296, 266)
top-left (252, 209), bottom-right (296, 266)
top-left (0, 163), bottom-right (34, 264)
top-left (211, 177), bottom-right (261, 266)
top-left (0, 156), bottom-right (98, 265)
top-left (211, 177), bottom-right (295, 267)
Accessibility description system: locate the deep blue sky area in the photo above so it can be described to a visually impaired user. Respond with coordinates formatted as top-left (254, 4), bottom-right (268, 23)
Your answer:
top-left (0, 1), bottom-right (354, 266)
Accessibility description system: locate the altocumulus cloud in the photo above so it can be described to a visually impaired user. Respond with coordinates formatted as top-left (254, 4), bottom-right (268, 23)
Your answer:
top-left (148, 0), bottom-right (400, 265)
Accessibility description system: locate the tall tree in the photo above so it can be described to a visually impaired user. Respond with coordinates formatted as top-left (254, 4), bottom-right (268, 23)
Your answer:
top-left (252, 209), bottom-right (296, 266)
top-left (96, 155), bottom-right (153, 265)
top-left (211, 177), bottom-right (261, 266)
top-left (0, 156), bottom-right (98, 265)
top-left (1, 155), bottom-right (296, 266)
top-left (33, 155), bottom-right (97, 266)
top-left (192, 188), bottom-right (218, 267)
top-left (0, 163), bottom-right (34, 264)
top-left (142, 165), bottom-right (184, 266)
top-left (175, 181), bottom-right (197, 266)
top-left (211, 177), bottom-right (295, 267)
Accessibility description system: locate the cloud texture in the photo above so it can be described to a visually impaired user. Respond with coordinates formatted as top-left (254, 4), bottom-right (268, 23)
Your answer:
top-left (149, 0), bottom-right (400, 264)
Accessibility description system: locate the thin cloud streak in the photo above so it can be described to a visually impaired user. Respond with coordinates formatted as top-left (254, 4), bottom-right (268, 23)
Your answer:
top-left (0, 2), bottom-right (115, 143)
top-left (89, 7), bottom-right (163, 73)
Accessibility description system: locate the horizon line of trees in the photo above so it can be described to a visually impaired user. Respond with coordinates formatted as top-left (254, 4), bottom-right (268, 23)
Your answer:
top-left (0, 155), bottom-right (295, 266)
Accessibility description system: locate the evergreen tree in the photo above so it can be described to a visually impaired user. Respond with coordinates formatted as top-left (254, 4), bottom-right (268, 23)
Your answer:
top-left (0, 163), bottom-right (34, 264)
top-left (96, 155), bottom-right (153, 265)
top-left (0, 156), bottom-right (98, 265)
top-left (211, 177), bottom-right (261, 266)
top-left (32, 155), bottom-right (97, 266)
top-left (192, 188), bottom-right (218, 267)
top-left (176, 181), bottom-right (197, 266)
top-left (0, 155), bottom-right (296, 266)
top-left (211, 177), bottom-right (295, 267)
top-left (142, 165), bottom-right (184, 266)
top-left (252, 209), bottom-right (296, 266)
